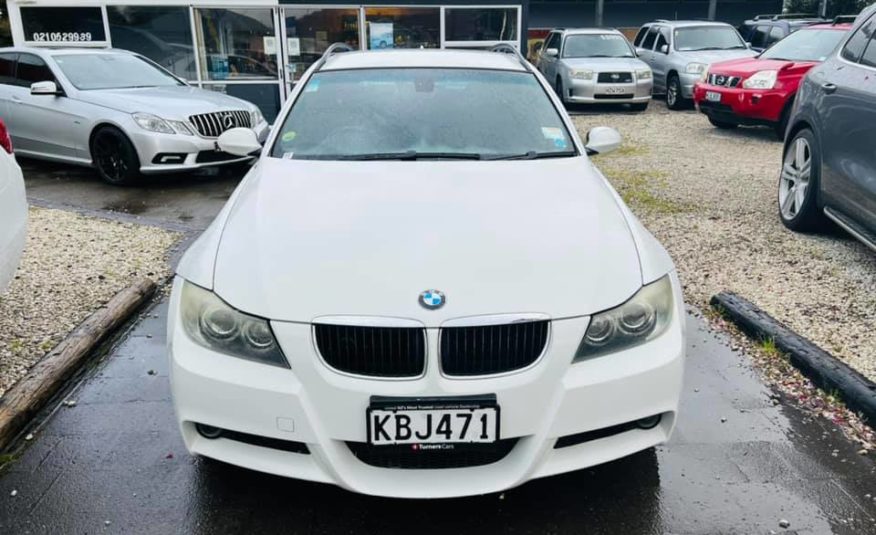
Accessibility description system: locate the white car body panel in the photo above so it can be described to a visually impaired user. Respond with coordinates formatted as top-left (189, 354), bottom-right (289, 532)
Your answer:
top-left (211, 157), bottom-right (642, 324)
top-left (169, 49), bottom-right (684, 498)
top-left (0, 150), bottom-right (27, 294)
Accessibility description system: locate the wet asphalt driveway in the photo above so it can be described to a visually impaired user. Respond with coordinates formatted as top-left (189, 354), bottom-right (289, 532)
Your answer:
top-left (1, 303), bottom-right (875, 535)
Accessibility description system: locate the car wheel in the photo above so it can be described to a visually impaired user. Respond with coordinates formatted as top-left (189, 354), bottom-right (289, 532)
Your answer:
top-left (91, 126), bottom-right (142, 186)
top-left (555, 77), bottom-right (566, 104)
top-left (630, 102), bottom-right (649, 112)
top-left (708, 117), bottom-right (738, 129)
top-left (666, 74), bottom-right (685, 110)
top-left (778, 129), bottom-right (824, 232)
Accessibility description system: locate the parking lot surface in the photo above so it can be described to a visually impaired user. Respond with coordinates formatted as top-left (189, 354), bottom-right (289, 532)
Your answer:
top-left (1, 301), bottom-right (874, 535)
top-left (20, 158), bottom-right (243, 231)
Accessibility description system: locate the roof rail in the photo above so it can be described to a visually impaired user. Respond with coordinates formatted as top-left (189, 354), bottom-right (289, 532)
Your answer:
top-left (313, 42), bottom-right (355, 71)
top-left (490, 43), bottom-right (533, 73)
top-left (655, 19), bottom-right (669, 23)
top-left (833, 14), bottom-right (857, 24)
top-left (753, 14), bottom-right (777, 20)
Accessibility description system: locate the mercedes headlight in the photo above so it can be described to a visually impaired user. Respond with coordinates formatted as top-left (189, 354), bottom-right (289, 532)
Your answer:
top-left (636, 69), bottom-right (652, 80)
top-left (250, 108), bottom-right (265, 126)
top-left (167, 120), bottom-right (194, 136)
top-left (685, 62), bottom-right (708, 75)
top-left (574, 275), bottom-right (674, 361)
top-left (180, 281), bottom-right (289, 368)
top-left (132, 112), bottom-right (174, 134)
top-left (742, 70), bottom-right (778, 90)
top-left (570, 69), bottom-right (594, 81)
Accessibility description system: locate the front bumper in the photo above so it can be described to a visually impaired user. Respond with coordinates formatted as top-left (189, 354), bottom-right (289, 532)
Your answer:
top-left (678, 72), bottom-right (702, 99)
top-left (693, 83), bottom-right (788, 125)
top-left (130, 121), bottom-right (269, 174)
top-left (565, 77), bottom-right (652, 104)
top-left (168, 275), bottom-right (685, 498)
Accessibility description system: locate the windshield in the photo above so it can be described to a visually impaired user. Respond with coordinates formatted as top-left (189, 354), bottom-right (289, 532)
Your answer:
top-left (563, 34), bottom-right (634, 58)
top-left (54, 53), bottom-right (184, 90)
top-left (271, 68), bottom-right (575, 160)
top-left (674, 27), bottom-right (746, 51)
top-left (760, 29), bottom-right (846, 62)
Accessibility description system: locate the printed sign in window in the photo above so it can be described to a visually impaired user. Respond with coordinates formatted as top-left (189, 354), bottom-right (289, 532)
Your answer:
top-left (21, 7), bottom-right (106, 43)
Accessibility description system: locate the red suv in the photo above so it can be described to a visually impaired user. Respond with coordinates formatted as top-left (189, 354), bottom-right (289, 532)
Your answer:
top-left (693, 21), bottom-right (852, 138)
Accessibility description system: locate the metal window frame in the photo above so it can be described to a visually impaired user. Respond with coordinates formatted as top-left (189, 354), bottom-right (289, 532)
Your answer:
top-left (441, 5), bottom-right (522, 50)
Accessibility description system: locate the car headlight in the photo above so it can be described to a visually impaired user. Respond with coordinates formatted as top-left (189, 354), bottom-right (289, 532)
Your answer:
top-left (574, 275), bottom-right (674, 361)
top-left (636, 69), bottom-right (652, 80)
top-left (250, 108), bottom-right (264, 126)
top-left (685, 62), bottom-right (708, 75)
top-left (166, 120), bottom-right (194, 136)
top-left (742, 70), bottom-right (778, 89)
top-left (570, 69), bottom-right (594, 81)
top-left (132, 112), bottom-right (174, 134)
top-left (700, 69), bottom-right (709, 82)
top-left (180, 281), bottom-right (289, 368)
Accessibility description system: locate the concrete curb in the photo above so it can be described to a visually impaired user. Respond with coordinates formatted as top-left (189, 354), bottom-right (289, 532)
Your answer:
top-left (711, 291), bottom-right (876, 427)
top-left (0, 278), bottom-right (157, 451)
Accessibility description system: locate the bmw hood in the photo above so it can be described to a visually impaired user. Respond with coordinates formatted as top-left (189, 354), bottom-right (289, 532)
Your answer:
top-left (74, 86), bottom-right (255, 118)
top-left (561, 57), bottom-right (650, 72)
top-left (209, 157), bottom-right (644, 325)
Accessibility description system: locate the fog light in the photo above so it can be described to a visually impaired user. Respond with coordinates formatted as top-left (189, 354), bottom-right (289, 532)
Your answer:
top-left (635, 414), bottom-right (662, 429)
top-left (196, 423), bottom-right (223, 439)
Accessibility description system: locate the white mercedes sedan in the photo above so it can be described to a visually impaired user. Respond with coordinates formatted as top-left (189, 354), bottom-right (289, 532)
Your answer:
top-left (168, 45), bottom-right (685, 498)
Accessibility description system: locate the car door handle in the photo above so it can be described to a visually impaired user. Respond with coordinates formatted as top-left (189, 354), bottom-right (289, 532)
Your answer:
top-left (821, 82), bottom-right (838, 94)
top-left (10, 95), bottom-right (21, 102)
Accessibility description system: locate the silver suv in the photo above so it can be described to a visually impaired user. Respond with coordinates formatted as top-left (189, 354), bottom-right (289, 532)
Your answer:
top-left (633, 20), bottom-right (757, 109)
top-left (536, 28), bottom-right (652, 111)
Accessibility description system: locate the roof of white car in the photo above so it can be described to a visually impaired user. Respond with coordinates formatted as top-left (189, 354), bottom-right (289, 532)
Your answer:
top-left (0, 46), bottom-right (131, 56)
top-left (561, 28), bottom-right (624, 35)
top-left (321, 49), bottom-right (527, 72)
top-left (652, 20), bottom-right (734, 28)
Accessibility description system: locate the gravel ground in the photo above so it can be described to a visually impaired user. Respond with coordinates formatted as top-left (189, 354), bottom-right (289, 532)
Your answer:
top-left (573, 101), bottom-right (876, 383)
top-left (0, 207), bottom-right (179, 397)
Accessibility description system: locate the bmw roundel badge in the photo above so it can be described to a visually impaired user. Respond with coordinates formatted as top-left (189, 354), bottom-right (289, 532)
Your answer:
top-left (419, 289), bottom-right (445, 310)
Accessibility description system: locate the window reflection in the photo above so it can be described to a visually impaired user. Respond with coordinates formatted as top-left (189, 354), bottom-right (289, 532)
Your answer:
top-left (196, 8), bottom-right (278, 81)
top-left (364, 8), bottom-right (439, 50)
top-left (445, 8), bottom-right (518, 42)
top-left (108, 6), bottom-right (196, 80)
top-left (203, 83), bottom-right (281, 123)
top-left (284, 8), bottom-right (360, 82)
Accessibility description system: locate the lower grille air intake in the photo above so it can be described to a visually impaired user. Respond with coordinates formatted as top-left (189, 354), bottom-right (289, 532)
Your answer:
top-left (347, 438), bottom-right (518, 469)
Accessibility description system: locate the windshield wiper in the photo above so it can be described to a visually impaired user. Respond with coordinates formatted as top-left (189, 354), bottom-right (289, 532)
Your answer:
top-left (485, 150), bottom-right (576, 161)
top-left (303, 151), bottom-right (484, 161)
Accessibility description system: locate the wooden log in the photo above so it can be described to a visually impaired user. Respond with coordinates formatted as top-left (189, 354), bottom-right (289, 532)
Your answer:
top-left (0, 278), bottom-right (157, 450)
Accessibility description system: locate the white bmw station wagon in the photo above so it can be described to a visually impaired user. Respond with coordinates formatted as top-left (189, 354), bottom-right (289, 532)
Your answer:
top-left (168, 44), bottom-right (685, 498)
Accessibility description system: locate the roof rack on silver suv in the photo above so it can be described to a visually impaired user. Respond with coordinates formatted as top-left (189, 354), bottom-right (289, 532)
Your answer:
top-left (490, 43), bottom-right (533, 72)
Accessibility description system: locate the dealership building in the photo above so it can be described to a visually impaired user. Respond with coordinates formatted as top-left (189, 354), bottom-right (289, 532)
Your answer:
top-left (0, 0), bottom-right (780, 118)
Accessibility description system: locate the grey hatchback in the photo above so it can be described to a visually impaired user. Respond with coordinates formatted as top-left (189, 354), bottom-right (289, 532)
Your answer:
top-left (779, 5), bottom-right (876, 251)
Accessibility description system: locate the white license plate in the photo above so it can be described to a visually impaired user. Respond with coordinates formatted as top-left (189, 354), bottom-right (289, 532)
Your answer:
top-left (705, 91), bottom-right (722, 103)
top-left (367, 399), bottom-right (499, 446)
top-left (602, 86), bottom-right (628, 95)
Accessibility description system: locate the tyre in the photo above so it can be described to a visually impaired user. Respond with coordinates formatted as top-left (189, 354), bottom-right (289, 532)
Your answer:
top-left (778, 128), bottom-right (824, 232)
top-left (90, 126), bottom-right (142, 186)
top-left (555, 77), bottom-right (566, 105)
top-left (666, 74), bottom-right (685, 110)
top-left (630, 102), bottom-right (649, 112)
top-left (708, 117), bottom-right (738, 129)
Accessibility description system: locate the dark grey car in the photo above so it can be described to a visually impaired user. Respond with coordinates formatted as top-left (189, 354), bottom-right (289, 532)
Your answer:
top-left (779, 5), bottom-right (876, 251)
